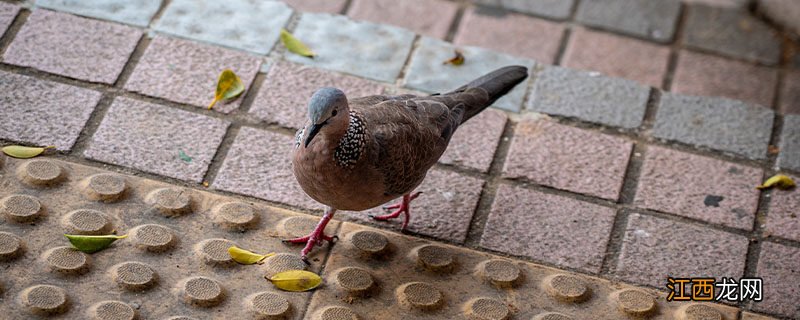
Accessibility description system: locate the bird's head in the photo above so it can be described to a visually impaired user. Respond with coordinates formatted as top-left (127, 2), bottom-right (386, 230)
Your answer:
top-left (304, 87), bottom-right (349, 148)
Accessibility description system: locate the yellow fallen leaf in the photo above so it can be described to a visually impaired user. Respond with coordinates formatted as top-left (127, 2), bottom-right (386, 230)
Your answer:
top-left (280, 29), bottom-right (315, 58)
top-left (443, 49), bottom-right (465, 66)
top-left (65, 234), bottom-right (127, 253)
top-left (208, 69), bottom-right (245, 110)
top-left (2, 145), bottom-right (54, 158)
top-left (757, 174), bottom-right (796, 190)
top-left (267, 270), bottom-right (322, 292)
top-left (228, 246), bottom-right (274, 265)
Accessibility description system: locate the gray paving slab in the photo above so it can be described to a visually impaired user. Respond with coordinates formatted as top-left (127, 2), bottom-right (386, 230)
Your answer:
top-left (653, 93), bottom-right (774, 160)
top-left (527, 66), bottom-right (649, 128)
top-left (575, 0), bottom-right (681, 43)
top-left (403, 36), bottom-right (535, 112)
top-left (154, 0), bottom-right (293, 54)
top-left (778, 114), bottom-right (800, 171)
top-left (500, 0), bottom-right (575, 19)
top-left (0, 1), bottom-right (19, 35)
top-left (35, 0), bottom-right (162, 27)
top-left (285, 13), bottom-right (415, 83)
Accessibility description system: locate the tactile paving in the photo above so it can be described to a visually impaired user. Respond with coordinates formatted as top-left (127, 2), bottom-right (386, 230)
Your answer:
top-left (0, 158), bottom-right (766, 319)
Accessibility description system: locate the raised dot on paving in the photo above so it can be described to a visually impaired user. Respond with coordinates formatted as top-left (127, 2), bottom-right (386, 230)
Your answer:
top-left (1, 194), bottom-right (43, 223)
top-left (17, 159), bottom-right (63, 186)
top-left (396, 282), bottom-right (444, 311)
top-left (130, 224), bottom-right (176, 252)
top-left (0, 231), bottom-right (24, 261)
top-left (179, 276), bottom-right (225, 307)
top-left (463, 297), bottom-right (509, 320)
top-left (20, 284), bottom-right (69, 315)
top-left (612, 289), bottom-right (656, 317)
top-left (347, 230), bottom-right (389, 257)
top-left (43, 246), bottom-right (90, 275)
top-left (543, 274), bottom-right (590, 302)
top-left (414, 245), bottom-right (455, 272)
top-left (262, 253), bottom-right (307, 278)
top-left (676, 304), bottom-right (723, 320)
top-left (110, 261), bottom-right (158, 291)
top-left (246, 291), bottom-right (291, 319)
top-left (61, 209), bottom-right (112, 235)
top-left (476, 259), bottom-right (521, 288)
top-left (82, 174), bottom-right (126, 202)
top-left (279, 216), bottom-right (324, 238)
top-left (532, 312), bottom-right (573, 320)
top-left (146, 188), bottom-right (192, 216)
top-left (195, 238), bottom-right (237, 267)
top-left (88, 300), bottom-right (137, 320)
top-left (212, 202), bottom-right (259, 232)
top-left (334, 267), bottom-right (374, 295)
top-left (313, 306), bottom-right (360, 320)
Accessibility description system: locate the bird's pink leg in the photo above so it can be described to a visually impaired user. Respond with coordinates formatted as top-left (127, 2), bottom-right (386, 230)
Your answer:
top-left (370, 192), bottom-right (421, 231)
top-left (282, 208), bottom-right (337, 262)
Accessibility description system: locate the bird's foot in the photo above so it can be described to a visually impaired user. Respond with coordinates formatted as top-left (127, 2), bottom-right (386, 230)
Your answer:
top-left (370, 192), bottom-right (421, 231)
top-left (282, 208), bottom-right (337, 263)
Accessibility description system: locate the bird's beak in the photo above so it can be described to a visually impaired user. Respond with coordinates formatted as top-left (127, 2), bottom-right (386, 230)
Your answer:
top-left (304, 123), bottom-right (324, 148)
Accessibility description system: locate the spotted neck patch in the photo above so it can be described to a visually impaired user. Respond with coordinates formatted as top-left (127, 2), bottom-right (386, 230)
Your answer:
top-left (334, 112), bottom-right (366, 168)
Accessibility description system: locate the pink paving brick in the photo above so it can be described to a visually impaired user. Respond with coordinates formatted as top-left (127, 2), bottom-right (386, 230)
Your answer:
top-left (347, 0), bottom-right (458, 39)
top-left (339, 169), bottom-right (484, 243)
top-left (672, 50), bottom-right (778, 108)
top-left (503, 119), bottom-right (633, 201)
top-left (125, 36), bottom-right (261, 113)
top-left (439, 109), bottom-right (507, 173)
top-left (634, 146), bottom-right (762, 230)
top-left (249, 61), bottom-right (384, 129)
top-left (454, 6), bottom-right (565, 64)
top-left (480, 184), bottom-right (616, 273)
top-left (562, 27), bottom-right (670, 88)
top-left (615, 213), bottom-right (748, 288)
top-left (84, 97), bottom-right (229, 182)
top-left (754, 242), bottom-right (800, 319)
top-left (213, 127), bottom-right (319, 210)
top-left (779, 69), bottom-right (800, 115)
top-left (0, 71), bottom-right (101, 151)
top-left (281, 0), bottom-right (347, 13)
top-left (0, 2), bottom-right (19, 36)
top-left (3, 9), bottom-right (141, 84)
top-left (764, 174), bottom-right (800, 242)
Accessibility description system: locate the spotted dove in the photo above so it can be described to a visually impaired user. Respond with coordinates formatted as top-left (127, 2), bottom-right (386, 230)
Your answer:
top-left (288, 66), bottom-right (529, 261)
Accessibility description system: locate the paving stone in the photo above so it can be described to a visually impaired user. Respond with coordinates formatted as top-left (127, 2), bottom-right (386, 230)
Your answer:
top-left (575, 0), bottom-right (681, 43)
top-left (403, 36), bottom-right (534, 112)
top-left (3, 9), bottom-right (141, 84)
top-left (779, 70), bottom-right (800, 115)
top-left (154, 0), bottom-right (293, 54)
top-left (527, 66), bottom-right (649, 128)
top-left (634, 146), bottom-right (762, 230)
top-left (439, 109), bottom-right (506, 173)
top-left (754, 242), bottom-right (800, 319)
top-left (562, 27), bottom-right (670, 88)
top-left (499, 0), bottom-right (575, 19)
top-left (615, 213), bottom-right (748, 288)
top-left (339, 169), bottom-right (484, 243)
top-left (684, 0), bottom-right (748, 7)
top-left (125, 36), bottom-right (261, 113)
top-left (281, 0), bottom-right (346, 13)
top-left (285, 13), bottom-right (414, 83)
top-left (778, 114), bottom-right (800, 171)
top-left (481, 184), bottom-right (616, 273)
top-left (453, 6), bottom-right (565, 64)
top-left (35, 0), bottom-right (161, 27)
top-left (741, 312), bottom-right (780, 320)
top-left (249, 61), bottom-right (384, 129)
top-left (85, 97), bottom-right (229, 182)
top-left (213, 127), bottom-right (318, 210)
top-left (503, 118), bottom-right (633, 201)
top-left (0, 2), bottom-right (19, 36)
top-left (672, 50), bottom-right (778, 107)
top-left (653, 92), bottom-right (774, 160)
top-left (0, 71), bottom-right (101, 151)
top-left (765, 174), bottom-right (800, 242)
top-left (758, 0), bottom-right (800, 36)
top-left (684, 5), bottom-right (781, 65)
top-left (347, 0), bottom-right (458, 39)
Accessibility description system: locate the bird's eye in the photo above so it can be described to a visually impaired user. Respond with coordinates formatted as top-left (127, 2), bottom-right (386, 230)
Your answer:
top-left (332, 110), bottom-right (338, 116)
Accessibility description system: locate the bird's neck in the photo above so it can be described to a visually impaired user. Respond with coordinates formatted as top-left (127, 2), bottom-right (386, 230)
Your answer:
top-left (333, 112), bottom-right (367, 168)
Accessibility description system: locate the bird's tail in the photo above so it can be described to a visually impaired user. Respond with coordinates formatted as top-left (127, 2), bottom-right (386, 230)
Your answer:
top-left (448, 65), bottom-right (529, 123)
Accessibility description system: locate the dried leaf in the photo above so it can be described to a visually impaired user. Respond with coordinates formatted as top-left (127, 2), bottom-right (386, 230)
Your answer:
top-left (267, 270), bottom-right (322, 292)
top-left (202, 181), bottom-right (209, 188)
top-left (65, 234), bottom-right (127, 253)
top-left (280, 29), bottom-right (315, 58)
top-left (208, 69), bottom-right (245, 110)
top-left (757, 174), bottom-right (796, 190)
top-left (2, 145), bottom-right (53, 159)
top-left (443, 50), bottom-right (465, 66)
top-left (228, 246), bottom-right (274, 265)
top-left (178, 149), bottom-right (192, 163)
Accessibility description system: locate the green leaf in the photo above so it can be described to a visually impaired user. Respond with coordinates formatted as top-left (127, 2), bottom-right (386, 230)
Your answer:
top-left (208, 69), bottom-right (245, 110)
top-left (65, 234), bottom-right (127, 253)
top-left (757, 174), bottom-right (796, 190)
top-left (228, 246), bottom-right (274, 265)
top-left (2, 145), bottom-right (53, 159)
top-left (280, 29), bottom-right (315, 58)
top-left (178, 149), bottom-right (192, 163)
top-left (267, 270), bottom-right (322, 292)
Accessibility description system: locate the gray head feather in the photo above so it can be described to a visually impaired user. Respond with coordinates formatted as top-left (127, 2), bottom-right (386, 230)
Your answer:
top-left (308, 87), bottom-right (348, 125)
